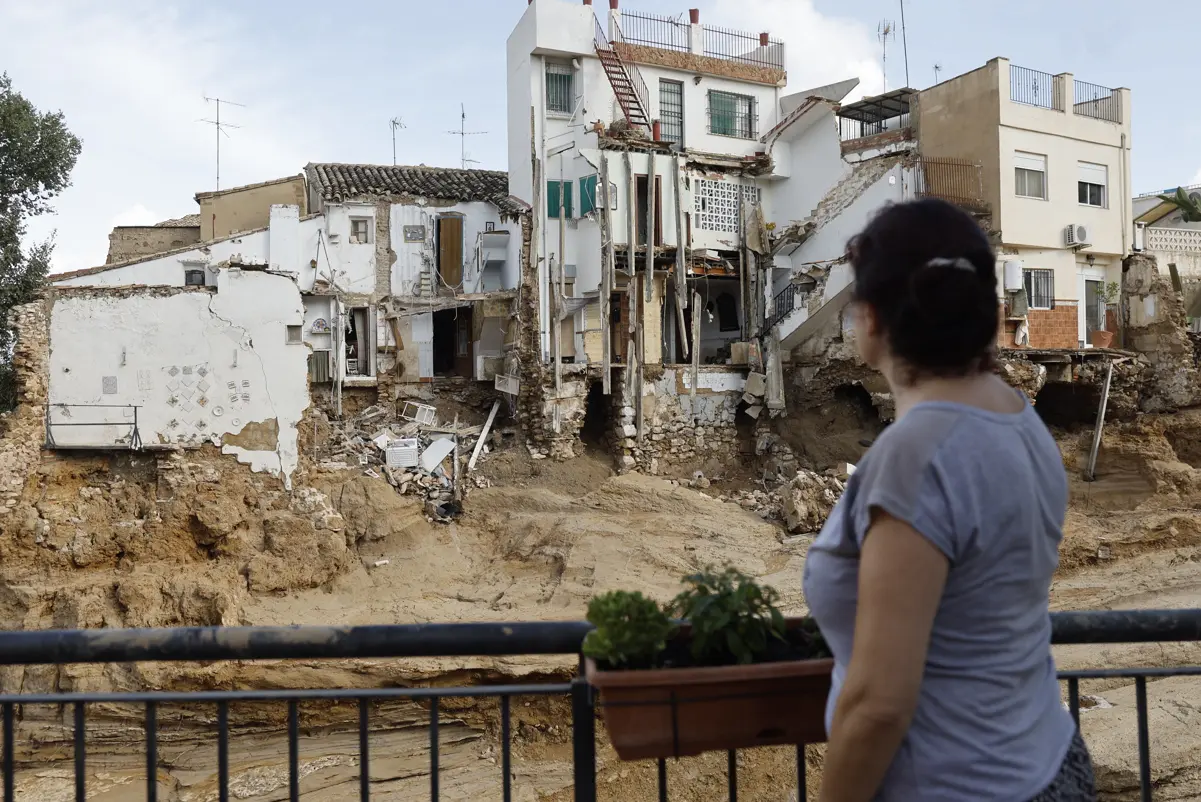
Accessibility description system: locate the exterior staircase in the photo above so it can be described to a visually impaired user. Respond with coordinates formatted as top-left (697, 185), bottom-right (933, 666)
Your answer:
top-left (594, 15), bottom-right (650, 132)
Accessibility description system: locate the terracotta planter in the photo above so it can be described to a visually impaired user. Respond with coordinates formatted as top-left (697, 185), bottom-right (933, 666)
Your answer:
top-left (1090, 329), bottom-right (1115, 349)
top-left (586, 655), bottom-right (833, 760)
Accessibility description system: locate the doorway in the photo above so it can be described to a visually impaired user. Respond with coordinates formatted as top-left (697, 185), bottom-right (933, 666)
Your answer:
top-left (432, 307), bottom-right (473, 377)
top-left (635, 175), bottom-right (663, 247)
top-left (345, 307), bottom-right (375, 377)
top-left (581, 381), bottom-right (612, 449)
top-left (1077, 266), bottom-right (1105, 346)
top-left (437, 215), bottom-right (464, 289)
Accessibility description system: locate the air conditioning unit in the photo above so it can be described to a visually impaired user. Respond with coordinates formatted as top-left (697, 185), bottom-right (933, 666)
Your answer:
top-left (1064, 224), bottom-right (1092, 248)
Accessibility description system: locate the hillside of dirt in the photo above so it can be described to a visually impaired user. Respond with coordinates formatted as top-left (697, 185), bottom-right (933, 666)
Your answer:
top-left (3, 393), bottom-right (1201, 799)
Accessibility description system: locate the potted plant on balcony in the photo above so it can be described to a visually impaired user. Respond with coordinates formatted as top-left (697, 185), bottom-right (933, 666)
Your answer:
top-left (1090, 281), bottom-right (1120, 348)
top-left (583, 567), bottom-right (833, 760)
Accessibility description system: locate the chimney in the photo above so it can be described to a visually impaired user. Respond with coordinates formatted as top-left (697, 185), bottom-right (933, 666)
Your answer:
top-left (652, 120), bottom-right (662, 141)
top-left (583, 0), bottom-right (592, 4)
top-left (759, 32), bottom-right (770, 47)
top-left (689, 8), bottom-right (699, 23)
top-left (610, 0), bottom-right (619, 8)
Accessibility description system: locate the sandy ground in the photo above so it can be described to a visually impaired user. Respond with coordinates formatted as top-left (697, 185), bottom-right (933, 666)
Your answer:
top-left (6, 410), bottom-right (1201, 800)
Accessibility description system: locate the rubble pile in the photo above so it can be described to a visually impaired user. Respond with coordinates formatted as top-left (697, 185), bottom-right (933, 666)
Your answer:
top-left (315, 400), bottom-right (509, 518)
top-left (781, 469), bottom-right (847, 534)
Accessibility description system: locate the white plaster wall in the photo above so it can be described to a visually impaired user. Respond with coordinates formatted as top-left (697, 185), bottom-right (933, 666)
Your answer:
top-left (48, 271), bottom-right (309, 484)
top-left (322, 203), bottom-right (377, 295)
top-left (302, 295), bottom-right (335, 357)
top-left (1149, 248), bottom-right (1201, 279)
top-left (764, 106), bottom-right (850, 228)
top-left (506, 2), bottom-right (538, 204)
top-left (639, 64), bottom-right (779, 158)
top-left (389, 201), bottom-right (521, 296)
top-left (54, 230), bottom-right (269, 288)
top-left (779, 164), bottom-right (910, 296)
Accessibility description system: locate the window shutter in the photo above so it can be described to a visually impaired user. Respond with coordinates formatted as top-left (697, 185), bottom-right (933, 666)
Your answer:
top-left (564, 181), bottom-right (573, 218)
top-left (547, 180), bottom-right (560, 218)
top-left (580, 175), bottom-right (597, 216)
top-left (1078, 161), bottom-right (1107, 186)
top-left (1015, 152), bottom-right (1047, 172)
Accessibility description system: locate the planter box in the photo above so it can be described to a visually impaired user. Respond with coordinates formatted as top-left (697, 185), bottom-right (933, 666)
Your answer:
top-left (1090, 330), bottom-right (1115, 349)
top-left (586, 655), bottom-right (833, 760)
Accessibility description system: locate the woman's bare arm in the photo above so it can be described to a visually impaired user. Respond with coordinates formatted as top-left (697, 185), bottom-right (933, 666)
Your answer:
top-left (818, 508), bottom-right (950, 802)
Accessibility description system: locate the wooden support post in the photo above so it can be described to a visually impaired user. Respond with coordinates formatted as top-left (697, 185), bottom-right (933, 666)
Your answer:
top-left (599, 155), bottom-right (614, 395)
top-left (625, 151), bottom-right (636, 279)
top-left (673, 156), bottom-right (689, 361)
top-left (645, 153), bottom-right (656, 304)
top-left (691, 289), bottom-right (701, 400)
top-left (635, 275), bottom-right (645, 442)
top-left (467, 400), bottom-right (501, 471)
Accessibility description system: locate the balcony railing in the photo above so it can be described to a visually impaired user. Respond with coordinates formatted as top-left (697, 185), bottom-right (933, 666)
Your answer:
top-left (44, 403), bottom-right (142, 450)
top-left (1010, 64), bottom-right (1064, 111)
top-left (767, 282), bottom-right (807, 331)
top-left (837, 113), bottom-right (910, 142)
top-left (915, 156), bottom-right (988, 213)
top-left (1074, 79), bottom-right (1122, 123)
top-left (614, 10), bottom-right (690, 53)
top-left (0, 610), bottom-right (1198, 801)
top-left (703, 24), bottom-right (785, 70)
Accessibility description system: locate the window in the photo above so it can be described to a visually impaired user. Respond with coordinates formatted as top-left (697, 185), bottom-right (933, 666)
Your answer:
top-left (715, 292), bottom-right (740, 332)
top-left (1015, 152), bottom-right (1047, 199)
top-left (1078, 162), bottom-right (1107, 207)
top-left (184, 269), bottom-right (206, 286)
top-left (709, 90), bottom-right (756, 139)
top-left (349, 217), bottom-right (372, 244)
top-left (1023, 268), bottom-right (1054, 310)
top-left (546, 62), bottom-right (574, 115)
top-left (579, 175), bottom-right (598, 216)
top-left (660, 80), bottom-right (684, 145)
top-left (286, 325), bottom-right (303, 344)
top-left (547, 180), bottom-right (573, 218)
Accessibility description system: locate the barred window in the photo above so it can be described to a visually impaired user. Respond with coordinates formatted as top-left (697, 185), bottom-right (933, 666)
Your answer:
top-left (1023, 268), bottom-right (1054, 310)
top-left (659, 80), bottom-right (684, 145)
top-left (546, 62), bottom-right (574, 115)
top-left (708, 90), bottom-right (756, 139)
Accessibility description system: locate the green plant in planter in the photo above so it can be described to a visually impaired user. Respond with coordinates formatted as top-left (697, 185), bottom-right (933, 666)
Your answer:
top-left (668, 567), bottom-right (787, 665)
top-left (582, 590), bottom-right (675, 669)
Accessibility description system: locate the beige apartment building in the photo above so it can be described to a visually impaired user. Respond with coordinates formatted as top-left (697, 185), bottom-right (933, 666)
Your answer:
top-left (917, 57), bottom-right (1132, 349)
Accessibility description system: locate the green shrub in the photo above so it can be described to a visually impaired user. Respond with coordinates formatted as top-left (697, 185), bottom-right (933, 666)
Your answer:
top-left (582, 590), bottom-right (675, 668)
top-left (668, 567), bottom-right (786, 665)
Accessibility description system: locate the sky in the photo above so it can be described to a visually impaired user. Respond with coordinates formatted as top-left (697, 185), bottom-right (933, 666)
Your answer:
top-left (3, 0), bottom-right (1196, 274)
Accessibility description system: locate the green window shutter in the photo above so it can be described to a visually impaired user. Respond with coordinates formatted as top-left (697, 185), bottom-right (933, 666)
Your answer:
top-left (580, 175), bottom-right (598, 216)
top-left (563, 181), bottom-right (573, 218)
top-left (547, 180), bottom-right (560, 219)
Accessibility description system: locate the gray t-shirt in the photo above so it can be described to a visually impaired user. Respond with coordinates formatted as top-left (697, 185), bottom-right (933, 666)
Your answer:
top-left (803, 400), bottom-right (1075, 801)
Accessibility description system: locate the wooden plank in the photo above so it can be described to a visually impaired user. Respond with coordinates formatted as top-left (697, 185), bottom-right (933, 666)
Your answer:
top-left (467, 400), bottom-right (501, 471)
top-left (599, 154), bottom-right (614, 395)
top-left (1085, 360), bottom-right (1114, 482)
top-left (673, 156), bottom-right (689, 360)
top-left (691, 289), bottom-right (701, 400)
top-left (645, 152), bottom-right (656, 304)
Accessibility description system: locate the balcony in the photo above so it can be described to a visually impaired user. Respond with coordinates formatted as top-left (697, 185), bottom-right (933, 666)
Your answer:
top-left (609, 9), bottom-right (785, 85)
top-left (1, 610), bottom-right (1196, 800)
top-left (836, 88), bottom-right (916, 156)
top-left (914, 156), bottom-right (989, 215)
top-left (1146, 226), bottom-right (1201, 254)
top-left (1009, 63), bottom-right (1123, 124)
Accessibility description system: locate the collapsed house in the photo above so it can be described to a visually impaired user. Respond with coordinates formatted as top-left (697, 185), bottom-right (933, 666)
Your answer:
top-left (45, 165), bottom-right (529, 487)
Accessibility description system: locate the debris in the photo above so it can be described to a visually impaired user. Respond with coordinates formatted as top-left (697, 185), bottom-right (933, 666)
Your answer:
top-left (372, 559), bottom-right (390, 568)
top-left (385, 438), bottom-right (419, 468)
top-left (400, 401), bottom-right (437, 426)
top-left (419, 439), bottom-right (457, 473)
top-left (468, 401), bottom-right (501, 472)
top-left (363, 468), bottom-right (380, 480)
top-left (745, 372), bottom-right (767, 397)
top-left (782, 470), bottom-right (845, 534)
top-left (744, 404), bottom-right (763, 419)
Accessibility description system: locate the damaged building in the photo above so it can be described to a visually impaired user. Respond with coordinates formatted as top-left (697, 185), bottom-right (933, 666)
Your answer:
top-left (45, 165), bottom-right (529, 487)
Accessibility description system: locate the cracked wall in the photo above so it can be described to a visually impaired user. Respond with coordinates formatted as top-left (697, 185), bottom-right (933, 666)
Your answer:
top-left (46, 271), bottom-right (309, 485)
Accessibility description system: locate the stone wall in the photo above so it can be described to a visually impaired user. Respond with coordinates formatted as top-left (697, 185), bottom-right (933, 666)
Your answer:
top-left (613, 367), bottom-right (743, 475)
top-left (613, 43), bottom-right (785, 87)
top-left (0, 300), bottom-right (50, 519)
top-left (1124, 252), bottom-right (1201, 412)
top-left (107, 226), bottom-right (201, 264)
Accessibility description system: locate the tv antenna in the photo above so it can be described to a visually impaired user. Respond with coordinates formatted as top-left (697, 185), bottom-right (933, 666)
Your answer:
top-left (198, 96), bottom-right (245, 190)
top-left (899, 0), bottom-right (910, 88)
top-left (878, 20), bottom-right (895, 92)
top-left (446, 104), bottom-right (487, 169)
top-left (390, 117), bottom-right (406, 166)
top-left (934, 63), bottom-right (943, 85)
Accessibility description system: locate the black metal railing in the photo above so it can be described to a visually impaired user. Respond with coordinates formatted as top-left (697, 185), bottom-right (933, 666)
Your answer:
top-left (707, 92), bottom-right (759, 140)
top-left (1074, 79), bottom-right (1122, 123)
top-left (767, 283), bottom-right (807, 331)
top-left (837, 113), bottom-right (911, 142)
top-left (44, 403), bottom-right (142, 450)
top-left (702, 24), bottom-right (785, 70)
top-left (1010, 64), bottom-right (1064, 110)
top-left (614, 10), bottom-right (690, 53)
top-left (915, 156), bottom-right (988, 212)
top-left (0, 611), bottom-right (1198, 801)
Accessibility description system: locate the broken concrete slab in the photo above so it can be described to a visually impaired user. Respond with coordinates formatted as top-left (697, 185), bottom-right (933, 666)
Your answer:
top-left (419, 439), bottom-right (457, 473)
top-left (745, 372), bottom-right (767, 397)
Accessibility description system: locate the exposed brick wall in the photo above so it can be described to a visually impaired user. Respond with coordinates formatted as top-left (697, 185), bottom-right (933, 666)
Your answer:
top-left (106, 226), bottom-right (201, 264)
top-left (1026, 302), bottom-right (1079, 349)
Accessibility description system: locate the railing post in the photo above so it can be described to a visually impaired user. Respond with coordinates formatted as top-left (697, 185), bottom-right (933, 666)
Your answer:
top-left (571, 676), bottom-right (597, 802)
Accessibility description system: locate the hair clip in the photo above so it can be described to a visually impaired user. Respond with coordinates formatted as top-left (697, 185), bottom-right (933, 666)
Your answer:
top-left (924, 257), bottom-right (975, 272)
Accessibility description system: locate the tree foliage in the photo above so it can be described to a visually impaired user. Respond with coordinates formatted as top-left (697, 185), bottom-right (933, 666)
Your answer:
top-left (0, 72), bottom-right (82, 409)
top-left (1157, 187), bottom-right (1201, 224)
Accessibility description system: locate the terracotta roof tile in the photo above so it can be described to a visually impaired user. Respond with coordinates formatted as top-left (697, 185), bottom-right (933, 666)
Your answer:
top-left (304, 163), bottom-right (528, 214)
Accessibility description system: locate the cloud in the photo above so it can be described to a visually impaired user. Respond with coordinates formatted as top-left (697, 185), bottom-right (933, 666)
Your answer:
top-left (110, 204), bottom-right (161, 229)
top-left (1, 2), bottom-right (326, 274)
top-left (699, 0), bottom-right (886, 99)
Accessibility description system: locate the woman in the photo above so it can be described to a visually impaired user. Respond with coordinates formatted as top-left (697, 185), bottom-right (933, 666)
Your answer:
top-left (802, 199), bottom-right (1096, 801)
